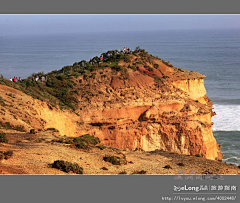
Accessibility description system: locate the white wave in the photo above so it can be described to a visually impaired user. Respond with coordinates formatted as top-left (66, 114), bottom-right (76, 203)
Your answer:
top-left (212, 104), bottom-right (240, 131)
top-left (223, 156), bottom-right (240, 161)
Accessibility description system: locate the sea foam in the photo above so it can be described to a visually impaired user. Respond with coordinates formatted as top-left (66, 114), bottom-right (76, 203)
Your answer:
top-left (212, 104), bottom-right (240, 131)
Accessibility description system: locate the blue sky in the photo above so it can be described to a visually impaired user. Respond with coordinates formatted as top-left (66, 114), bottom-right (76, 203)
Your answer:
top-left (0, 14), bottom-right (240, 36)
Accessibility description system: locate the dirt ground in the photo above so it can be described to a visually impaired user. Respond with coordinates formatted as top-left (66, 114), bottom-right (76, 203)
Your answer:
top-left (0, 129), bottom-right (239, 175)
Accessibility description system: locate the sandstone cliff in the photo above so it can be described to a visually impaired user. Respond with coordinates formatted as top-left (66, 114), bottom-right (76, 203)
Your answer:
top-left (0, 50), bottom-right (222, 161)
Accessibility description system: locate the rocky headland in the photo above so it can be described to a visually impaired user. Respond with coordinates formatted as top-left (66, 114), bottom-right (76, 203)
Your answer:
top-left (0, 49), bottom-right (239, 174)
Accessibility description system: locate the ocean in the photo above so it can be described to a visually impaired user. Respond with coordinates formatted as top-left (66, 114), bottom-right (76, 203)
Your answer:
top-left (0, 29), bottom-right (239, 166)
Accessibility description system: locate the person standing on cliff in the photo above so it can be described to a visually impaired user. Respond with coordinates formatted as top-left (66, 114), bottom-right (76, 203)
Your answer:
top-left (41, 75), bottom-right (45, 83)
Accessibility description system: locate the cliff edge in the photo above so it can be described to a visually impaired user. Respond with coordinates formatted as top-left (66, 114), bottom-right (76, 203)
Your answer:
top-left (0, 49), bottom-right (222, 161)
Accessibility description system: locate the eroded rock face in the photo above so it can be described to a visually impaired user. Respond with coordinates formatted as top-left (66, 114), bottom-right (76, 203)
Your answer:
top-left (74, 54), bottom-right (222, 161)
top-left (0, 52), bottom-right (222, 161)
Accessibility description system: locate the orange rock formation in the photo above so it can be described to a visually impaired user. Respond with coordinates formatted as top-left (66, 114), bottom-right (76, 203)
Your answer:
top-left (0, 51), bottom-right (222, 161)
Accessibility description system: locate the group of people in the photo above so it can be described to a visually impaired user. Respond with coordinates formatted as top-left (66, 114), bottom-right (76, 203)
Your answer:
top-left (31, 75), bottom-right (47, 83)
top-left (121, 47), bottom-right (141, 54)
top-left (8, 47), bottom-right (142, 81)
top-left (9, 76), bottom-right (22, 82)
top-left (9, 75), bottom-right (47, 84)
top-left (87, 47), bottom-right (142, 66)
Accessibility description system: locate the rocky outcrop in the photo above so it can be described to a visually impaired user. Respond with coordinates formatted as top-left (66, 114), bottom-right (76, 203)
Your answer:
top-left (73, 54), bottom-right (222, 161)
top-left (0, 51), bottom-right (222, 161)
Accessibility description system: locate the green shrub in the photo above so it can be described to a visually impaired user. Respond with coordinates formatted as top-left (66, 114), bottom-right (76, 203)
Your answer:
top-left (73, 134), bottom-right (100, 145)
top-left (75, 142), bottom-right (89, 150)
top-left (0, 133), bottom-right (8, 143)
top-left (111, 65), bottom-right (124, 72)
top-left (123, 55), bottom-right (131, 63)
top-left (147, 67), bottom-right (154, 72)
top-left (119, 171), bottom-right (127, 174)
top-left (73, 62), bottom-right (78, 66)
top-left (153, 64), bottom-right (159, 68)
top-left (0, 122), bottom-right (11, 129)
top-left (96, 145), bottom-right (107, 150)
top-left (51, 160), bottom-right (83, 174)
top-left (177, 163), bottom-right (185, 166)
top-left (73, 134), bottom-right (100, 149)
top-left (195, 154), bottom-right (201, 157)
top-left (103, 155), bottom-right (121, 165)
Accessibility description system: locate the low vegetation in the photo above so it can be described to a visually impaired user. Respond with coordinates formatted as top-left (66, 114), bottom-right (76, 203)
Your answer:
top-left (119, 171), bottom-right (127, 174)
top-left (0, 47), bottom-right (172, 113)
top-left (51, 160), bottom-right (83, 174)
top-left (177, 163), bottom-right (185, 166)
top-left (73, 134), bottom-right (100, 150)
top-left (0, 121), bottom-right (25, 132)
top-left (96, 145), bottom-right (107, 150)
top-left (103, 155), bottom-right (121, 165)
top-left (51, 134), bottom-right (100, 150)
top-left (0, 132), bottom-right (9, 143)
